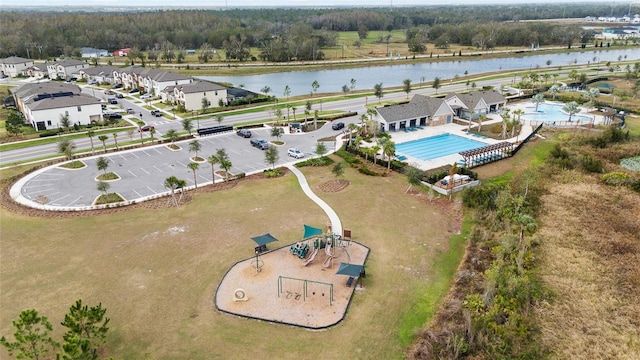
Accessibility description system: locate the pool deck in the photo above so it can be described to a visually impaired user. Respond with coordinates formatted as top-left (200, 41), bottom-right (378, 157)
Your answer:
top-left (379, 114), bottom-right (530, 170)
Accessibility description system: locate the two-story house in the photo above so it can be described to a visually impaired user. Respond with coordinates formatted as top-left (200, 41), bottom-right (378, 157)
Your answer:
top-left (46, 59), bottom-right (90, 80)
top-left (0, 56), bottom-right (34, 78)
top-left (174, 82), bottom-right (227, 112)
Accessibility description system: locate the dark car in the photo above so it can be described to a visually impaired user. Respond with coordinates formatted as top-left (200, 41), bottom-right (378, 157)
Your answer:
top-left (150, 110), bottom-right (162, 117)
top-left (108, 98), bottom-right (117, 104)
top-left (236, 129), bottom-right (252, 138)
top-left (112, 84), bottom-right (123, 89)
top-left (116, 93), bottom-right (124, 99)
top-left (332, 121), bottom-right (345, 130)
top-left (128, 88), bottom-right (139, 94)
top-left (250, 138), bottom-right (269, 150)
top-left (103, 112), bottom-right (122, 119)
top-left (139, 125), bottom-right (155, 132)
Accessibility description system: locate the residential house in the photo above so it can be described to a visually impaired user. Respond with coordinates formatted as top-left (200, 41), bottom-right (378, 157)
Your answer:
top-left (81, 47), bottom-right (109, 58)
top-left (46, 59), bottom-right (90, 80)
top-left (174, 81), bottom-right (227, 112)
top-left (113, 48), bottom-right (131, 57)
top-left (11, 82), bottom-right (102, 131)
top-left (375, 94), bottom-right (455, 132)
top-left (112, 66), bottom-right (191, 97)
top-left (0, 56), bottom-right (34, 78)
top-left (445, 90), bottom-right (507, 120)
top-left (21, 65), bottom-right (48, 79)
top-left (78, 65), bottom-right (118, 84)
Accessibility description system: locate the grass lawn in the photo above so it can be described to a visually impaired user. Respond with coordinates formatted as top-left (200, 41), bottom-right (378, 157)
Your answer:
top-left (0, 159), bottom-right (463, 359)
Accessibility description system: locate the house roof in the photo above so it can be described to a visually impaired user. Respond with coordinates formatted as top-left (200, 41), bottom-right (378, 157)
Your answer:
top-left (446, 90), bottom-right (506, 109)
top-left (176, 81), bottom-right (226, 94)
top-left (82, 65), bottom-right (118, 76)
top-left (1, 56), bottom-right (32, 65)
top-left (376, 94), bottom-right (446, 122)
top-left (48, 59), bottom-right (88, 67)
top-left (27, 93), bottom-right (99, 111)
top-left (117, 66), bottom-right (190, 82)
top-left (12, 82), bottom-right (82, 99)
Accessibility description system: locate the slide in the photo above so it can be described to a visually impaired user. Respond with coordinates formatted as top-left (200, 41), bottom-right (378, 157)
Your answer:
top-left (302, 247), bottom-right (319, 266)
top-left (323, 243), bottom-right (336, 268)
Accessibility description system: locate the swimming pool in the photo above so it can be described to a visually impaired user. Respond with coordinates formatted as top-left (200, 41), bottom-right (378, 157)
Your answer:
top-left (522, 103), bottom-right (592, 123)
top-left (396, 133), bottom-right (487, 161)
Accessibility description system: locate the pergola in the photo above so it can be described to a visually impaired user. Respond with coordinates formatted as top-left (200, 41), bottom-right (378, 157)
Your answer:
top-left (459, 142), bottom-right (514, 168)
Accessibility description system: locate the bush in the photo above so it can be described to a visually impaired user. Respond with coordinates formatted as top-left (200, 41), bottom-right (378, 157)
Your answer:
top-left (462, 183), bottom-right (501, 211)
top-left (581, 154), bottom-right (604, 173)
top-left (601, 171), bottom-right (631, 186)
top-left (358, 167), bottom-right (380, 176)
top-left (629, 179), bottom-right (640, 193)
top-left (263, 169), bottom-right (283, 178)
top-left (335, 149), bottom-right (360, 166)
top-left (295, 157), bottom-right (334, 167)
top-left (39, 129), bottom-right (62, 138)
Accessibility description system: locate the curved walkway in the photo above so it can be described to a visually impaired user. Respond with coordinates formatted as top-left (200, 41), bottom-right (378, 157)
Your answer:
top-left (285, 164), bottom-right (342, 236)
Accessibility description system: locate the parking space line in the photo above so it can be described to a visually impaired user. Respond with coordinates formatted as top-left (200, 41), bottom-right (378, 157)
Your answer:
top-left (140, 168), bottom-right (150, 175)
top-left (50, 193), bottom-right (70, 204)
top-left (175, 160), bottom-right (187, 167)
top-left (132, 189), bottom-right (143, 198)
top-left (25, 187), bottom-right (57, 195)
top-left (152, 165), bottom-right (163, 173)
top-left (66, 196), bottom-right (84, 206)
top-left (128, 170), bottom-right (138, 178)
top-left (146, 186), bottom-right (156, 194)
top-left (130, 152), bottom-right (140, 159)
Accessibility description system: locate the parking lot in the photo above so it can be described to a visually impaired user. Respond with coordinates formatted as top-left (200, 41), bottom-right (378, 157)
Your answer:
top-left (13, 126), bottom-right (341, 209)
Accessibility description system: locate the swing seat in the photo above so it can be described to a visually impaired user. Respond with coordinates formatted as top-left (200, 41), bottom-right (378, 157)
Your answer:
top-left (346, 276), bottom-right (355, 287)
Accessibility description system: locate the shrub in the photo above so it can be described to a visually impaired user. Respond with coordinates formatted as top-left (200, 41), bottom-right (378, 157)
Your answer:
top-left (39, 129), bottom-right (62, 138)
top-left (601, 172), bottom-right (631, 186)
top-left (581, 154), bottom-right (604, 173)
top-left (295, 157), bottom-right (334, 167)
top-left (629, 179), bottom-right (640, 192)
top-left (335, 149), bottom-right (360, 165)
top-left (263, 169), bottom-right (283, 178)
top-left (358, 167), bottom-right (379, 176)
top-left (462, 183), bottom-right (501, 211)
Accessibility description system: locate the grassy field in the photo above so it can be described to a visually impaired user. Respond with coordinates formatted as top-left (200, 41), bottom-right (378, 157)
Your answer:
top-left (0, 159), bottom-right (465, 359)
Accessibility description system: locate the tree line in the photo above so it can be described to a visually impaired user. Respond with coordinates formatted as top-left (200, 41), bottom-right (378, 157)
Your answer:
top-left (1, 4), bottom-right (635, 60)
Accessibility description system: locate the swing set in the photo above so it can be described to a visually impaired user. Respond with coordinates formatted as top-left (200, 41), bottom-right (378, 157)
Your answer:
top-left (277, 276), bottom-right (334, 306)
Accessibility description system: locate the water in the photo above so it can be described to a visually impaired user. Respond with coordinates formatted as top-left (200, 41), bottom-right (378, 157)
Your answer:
top-left (522, 103), bottom-right (593, 123)
top-left (396, 133), bottom-right (488, 161)
top-left (198, 48), bottom-right (640, 97)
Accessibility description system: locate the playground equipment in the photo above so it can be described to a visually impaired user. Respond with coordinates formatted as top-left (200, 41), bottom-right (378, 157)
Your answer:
top-left (323, 240), bottom-right (337, 268)
top-left (302, 247), bottom-right (319, 266)
top-left (277, 276), bottom-right (333, 305)
top-left (290, 242), bottom-right (310, 259)
top-left (233, 288), bottom-right (248, 302)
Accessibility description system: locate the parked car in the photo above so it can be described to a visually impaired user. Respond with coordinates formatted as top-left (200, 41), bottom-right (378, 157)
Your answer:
top-left (104, 90), bottom-right (114, 95)
top-left (236, 129), bottom-right (252, 138)
top-left (128, 88), bottom-right (139, 94)
top-left (140, 93), bottom-right (153, 100)
top-left (116, 93), bottom-right (124, 99)
top-left (65, 77), bottom-right (77, 83)
top-left (108, 98), bottom-right (117, 104)
top-left (112, 84), bottom-right (123, 89)
top-left (150, 110), bottom-right (162, 117)
top-left (287, 148), bottom-right (305, 159)
top-left (103, 112), bottom-right (122, 119)
top-left (250, 139), bottom-right (269, 150)
top-left (139, 125), bottom-right (155, 132)
top-left (126, 108), bottom-right (136, 114)
top-left (332, 121), bottom-right (345, 130)
top-left (88, 79), bottom-right (98, 85)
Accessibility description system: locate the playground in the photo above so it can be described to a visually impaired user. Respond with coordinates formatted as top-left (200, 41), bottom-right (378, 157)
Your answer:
top-left (215, 226), bottom-right (369, 329)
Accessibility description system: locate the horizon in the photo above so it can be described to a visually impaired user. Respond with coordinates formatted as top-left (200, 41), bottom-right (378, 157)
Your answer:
top-left (2, 0), bottom-right (632, 8)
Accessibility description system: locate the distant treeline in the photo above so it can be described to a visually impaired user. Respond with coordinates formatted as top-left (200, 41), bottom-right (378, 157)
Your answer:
top-left (0, 4), bottom-right (635, 60)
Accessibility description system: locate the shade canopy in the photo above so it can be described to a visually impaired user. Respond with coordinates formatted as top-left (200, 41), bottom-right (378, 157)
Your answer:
top-left (336, 263), bottom-right (364, 277)
top-left (303, 224), bottom-right (323, 239)
top-left (251, 233), bottom-right (279, 246)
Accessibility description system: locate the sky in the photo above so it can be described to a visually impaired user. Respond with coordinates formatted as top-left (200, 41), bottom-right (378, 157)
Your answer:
top-left (2, 0), bottom-right (628, 8)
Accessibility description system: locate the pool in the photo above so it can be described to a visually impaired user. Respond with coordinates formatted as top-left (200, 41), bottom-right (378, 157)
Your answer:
top-left (522, 103), bottom-right (592, 123)
top-left (396, 133), bottom-right (487, 161)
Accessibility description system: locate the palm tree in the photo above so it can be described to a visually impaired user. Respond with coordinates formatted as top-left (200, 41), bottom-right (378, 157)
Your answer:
top-left (87, 130), bottom-right (96, 155)
top-left (512, 109), bottom-right (524, 137)
top-left (112, 133), bottom-right (119, 151)
top-left (164, 175), bottom-right (185, 207)
top-left (98, 135), bottom-right (108, 153)
top-left (189, 139), bottom-right (202, 160)
top-left (286, 104), bottom-right (292, 122)
top-left (274, 107), bottom-right (283, 124)
top-left (371, 144), bottom-right (381, 165)
top-left (283, 85), bottom-right (291, 100)
top-left (207, 154), bottom-right (220, 184)
top-left (549, 84), bottom-right (561, 100)
top-left (562, 101), bottom-right (580, 122)
top-left (217, 149), bottom-right (232, 182)
top-left (303, 109), bottom-right (310, 128)
top-left (187, 162), bottom-right (199, 188)
top-left (448, 163), bottom-right (458, 200)
top-left (182, 118), bottom-right (194, 136)
top-left (477, 114), bottom-right (486, 133)
top-left (166, 129), bottom-right (178, 146)
top-left (467, 110), bottom-right (476, 132)
top-left (347, 123), bottom-right (359, 148)
top-left (532, 93), bottom-right (545, 112)
top-left (500, 108), bottom-right (511, 139)
top-left (313, 109), bottom-right (319, 130)
top-left (381, 139), bottom-right (396, 171)
top-left (57, 139), bottom-right (76, 160)
top-left (291, 107), bottom-right (297, 122)
top-left (149, 127), bottom-right (156, 141)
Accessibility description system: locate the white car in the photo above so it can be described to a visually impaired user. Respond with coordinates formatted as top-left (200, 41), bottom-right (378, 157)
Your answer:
top-left (287, 148), bottom-right (304, 159)
top-left (140, 93), bottom-right (153, 100)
